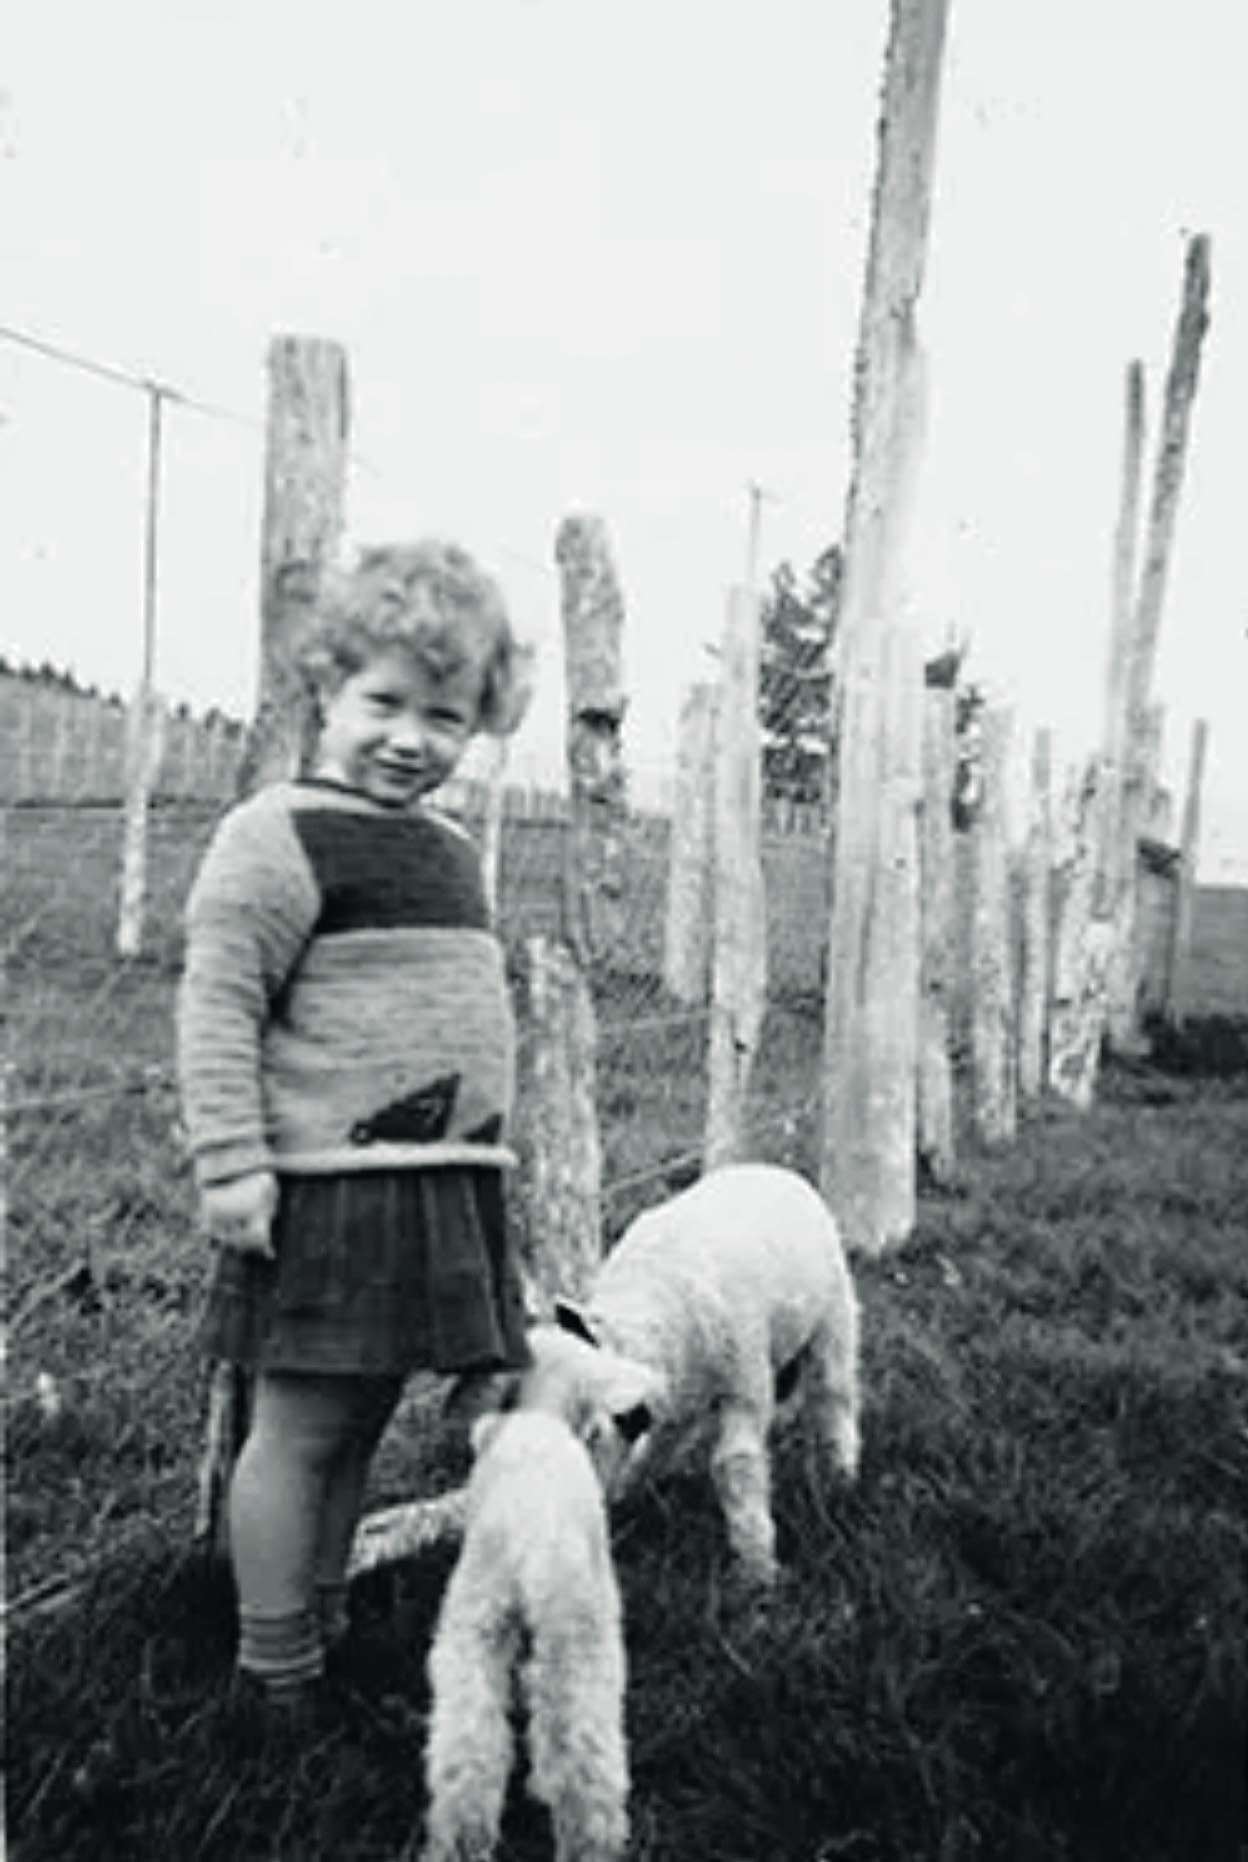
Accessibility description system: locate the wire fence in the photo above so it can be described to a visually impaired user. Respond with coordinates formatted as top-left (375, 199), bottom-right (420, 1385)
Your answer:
top-left (1, 678), bottom-right (833, 1288)
top-left (5, 326), bottom-right (1247, 1617)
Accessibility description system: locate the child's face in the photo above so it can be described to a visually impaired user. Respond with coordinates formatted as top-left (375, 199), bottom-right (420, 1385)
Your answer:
top-left (315, 646), bottom-right (481, 806)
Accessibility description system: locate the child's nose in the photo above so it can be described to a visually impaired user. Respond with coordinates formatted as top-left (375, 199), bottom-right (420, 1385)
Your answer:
top-left (387, 711), bottom-right (426, 753)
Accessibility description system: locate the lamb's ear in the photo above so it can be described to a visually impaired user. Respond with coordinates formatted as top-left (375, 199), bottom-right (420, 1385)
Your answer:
top-left (553, 1298), bottom-right (600, 1348)
top-left (613, 1402), bottom-right (653, 1446)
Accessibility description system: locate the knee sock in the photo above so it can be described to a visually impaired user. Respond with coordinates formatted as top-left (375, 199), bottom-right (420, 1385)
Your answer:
top-left (237, 1605), bottom-right (324, 1703)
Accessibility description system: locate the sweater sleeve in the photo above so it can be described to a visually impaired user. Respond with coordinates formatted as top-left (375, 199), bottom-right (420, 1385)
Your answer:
top-left (176, 787), bottom-right (320, 1188)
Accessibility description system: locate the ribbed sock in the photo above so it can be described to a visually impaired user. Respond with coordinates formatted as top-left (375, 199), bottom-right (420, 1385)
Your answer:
top-left (237, 1605), bottom-right (324, 1707)
top-left (315, 1580), bottom-right (352, 1652)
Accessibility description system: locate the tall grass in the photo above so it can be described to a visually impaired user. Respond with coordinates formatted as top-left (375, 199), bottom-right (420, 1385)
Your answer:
top-left (6, 1067), bottom-right (1246, 1861)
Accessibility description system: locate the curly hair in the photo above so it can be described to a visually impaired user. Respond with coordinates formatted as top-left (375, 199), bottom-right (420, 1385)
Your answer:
top-left (299, 540), bottom-right (531, 736)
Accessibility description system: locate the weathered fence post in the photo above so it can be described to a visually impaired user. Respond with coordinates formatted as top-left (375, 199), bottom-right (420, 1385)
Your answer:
top-left (1096, 362), bottom-right (1147, 913)
top-left (1017, 726), bottom-right (1054, 1101)
top-left (820, 0), bottom-right (949, 1253)
top-left (510, 516), bottom-right (626, 1310)
top-left (705, 587), bottom-right (767, 1168)
top-left (116, 685), bottom-right (168, 960)
top-left (1049, 757), bottom-right (1114, 1108)
top-left (196, 334), bottom-right (351, 1557)
top-left (115, 382), bottom-right (168, 957)
top-left (477, 736), bottom-right (510, 917)
top-left (511, 936), bottom-right (603, 1306)
top-left (1105, 235), bottom-right (1211, 1050)
top-left (234, 335), bottom-right (351, 797)
top-left (967, 704), bottom-right (1017, 1146)
top-left (918, 675), bottom-right (957, 1183)
top-left (663, 680), bottom-right (717, 1005)
top-left (1163, 716), bottom-right (1209, 1027)
top-left (553, 513), bottom-right (629, 967)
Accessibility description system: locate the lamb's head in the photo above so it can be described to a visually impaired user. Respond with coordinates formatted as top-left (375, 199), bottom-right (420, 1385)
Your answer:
top-left (511, 1321), bottom-right (664, 1496)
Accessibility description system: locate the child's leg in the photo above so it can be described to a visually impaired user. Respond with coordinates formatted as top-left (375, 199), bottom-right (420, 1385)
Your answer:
top-left (314, 1373), bottom-right (405, 1645)
top-left (230, 1369), bottom-right (378, 1699)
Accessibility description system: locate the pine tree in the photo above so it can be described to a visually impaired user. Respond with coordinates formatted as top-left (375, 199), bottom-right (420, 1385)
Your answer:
top-left (758, 543), bottom-right (842, 806)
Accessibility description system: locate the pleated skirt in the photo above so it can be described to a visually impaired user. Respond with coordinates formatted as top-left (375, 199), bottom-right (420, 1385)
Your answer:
top-left (196, 1167), bottom-right (531, 1377)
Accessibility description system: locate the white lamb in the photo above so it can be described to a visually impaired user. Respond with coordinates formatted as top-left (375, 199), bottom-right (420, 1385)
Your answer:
top-left (418, 1391), bottom-right (649, 1862)
top-left (531, 1162), bottom-right (862, 1589)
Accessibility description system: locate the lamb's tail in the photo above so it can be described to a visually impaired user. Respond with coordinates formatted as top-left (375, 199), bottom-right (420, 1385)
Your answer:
top-left (421, 1598), bottom-right (518, 1862)
top-left (524, 1594), bottom-right (630, 1862)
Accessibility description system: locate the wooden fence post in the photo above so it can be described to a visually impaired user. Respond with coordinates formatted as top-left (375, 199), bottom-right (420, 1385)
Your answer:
top-left (1105, 235), bottom-right (1211, 1049)
top-left (705, 587), bottom-right (767, 1169)
top-left (663, 681), bottom-right (717, 1005)
top-left (235, 335), bottom-right (351, 797)
top-left (511, 936), bottom-right (603, 1307)
top-left (116, 685), bottom-right (168, 960)
top-left (820, 0), bottom-right (948, 1253)
top-left (1096, 360), bottom-right (1147, 925)
top-left (1017, 726), bottom-right (1053, 1101)
top-left (968, 704), bottom-right (1017, 1146)
top-left (1163, 716), bottom-right (1209, 1026)
top-left (508, 516), bottom-right (626, 1313)
top-left (554, 513), bottom-right (629, 968)
top-left (918, 679), bottom-right (956, 1183)
top-left (1049, 757), bottom-right (1114, 1108)
top-left (196, 334), bottom-right (350, 1558)
top-left (477, 737), bottom-right (510, 917)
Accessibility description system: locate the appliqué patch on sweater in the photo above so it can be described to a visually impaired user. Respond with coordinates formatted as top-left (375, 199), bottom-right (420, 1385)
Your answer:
top-left (350, 1073), bottom-right (460, 1145)
top-left (463, 1112), bottom-right (504, 1146)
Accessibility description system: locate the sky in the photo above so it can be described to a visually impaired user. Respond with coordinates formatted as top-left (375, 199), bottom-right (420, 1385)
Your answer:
top-left (2, 0), bottom-right (1246, 879)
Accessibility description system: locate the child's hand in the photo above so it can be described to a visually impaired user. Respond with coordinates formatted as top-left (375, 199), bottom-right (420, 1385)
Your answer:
top-left (200, 1171), bottom-right (279, 1257)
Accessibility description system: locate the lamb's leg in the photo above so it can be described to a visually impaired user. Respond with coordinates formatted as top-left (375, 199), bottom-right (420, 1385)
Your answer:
top-left (803, 1312), bottom-right (861, 1483)
top-left (421, 1603), bottom-right (516, 1862)
top-left (710, 1403), bottom-right (777, 1587)
top-left (526, 1609), bottom-right (629, 1862)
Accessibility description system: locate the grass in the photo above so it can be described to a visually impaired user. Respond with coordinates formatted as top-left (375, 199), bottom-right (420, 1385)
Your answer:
top-left (6, 1067), bottom-right (1247, 1860)
top-left (5, 802), bottom-right (1248, 1858)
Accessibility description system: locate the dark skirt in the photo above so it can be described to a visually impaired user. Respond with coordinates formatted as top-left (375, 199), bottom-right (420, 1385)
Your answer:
top-left (196, 1167), bottom-right (531, 1377)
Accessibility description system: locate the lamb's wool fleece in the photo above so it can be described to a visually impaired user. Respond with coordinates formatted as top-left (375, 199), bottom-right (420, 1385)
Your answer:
top-left (535, 1162), bottom-right (862, 1587)
top-left (420, 1408), bottom-right (629, 1862)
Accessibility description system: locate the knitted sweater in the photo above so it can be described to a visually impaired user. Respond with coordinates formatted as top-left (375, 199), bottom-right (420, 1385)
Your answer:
top-left (177, 779), bottom-right (516, 1188)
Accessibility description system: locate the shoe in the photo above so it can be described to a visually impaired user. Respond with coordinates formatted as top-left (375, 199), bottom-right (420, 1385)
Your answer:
top-left (227, 1668), bottom-right (327, 1749)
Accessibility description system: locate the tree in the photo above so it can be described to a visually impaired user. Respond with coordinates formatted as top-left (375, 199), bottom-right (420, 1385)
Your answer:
top-left (758, 543), bottom-right (842, 806)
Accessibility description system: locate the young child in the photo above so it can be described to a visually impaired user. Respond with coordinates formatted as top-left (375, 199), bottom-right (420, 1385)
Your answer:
top-left (177, 539), bottom-right (533, 1720)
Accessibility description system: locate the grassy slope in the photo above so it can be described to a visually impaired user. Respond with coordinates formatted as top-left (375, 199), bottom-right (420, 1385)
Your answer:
top-left (6, 1076), bottom-right (1246, 1862)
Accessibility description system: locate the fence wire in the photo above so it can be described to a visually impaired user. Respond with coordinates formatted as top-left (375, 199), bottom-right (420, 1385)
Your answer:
top-left (2, 689), bottom-right (831, 1283)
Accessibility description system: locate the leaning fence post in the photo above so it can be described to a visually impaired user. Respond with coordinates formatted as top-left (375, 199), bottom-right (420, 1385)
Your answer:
top-left (1105, 235), bottom-right (1211, 1051)
top-left (195, 333), bottom-right (351, 1560)
top-left (705, 586), bottom-right (767, 1168)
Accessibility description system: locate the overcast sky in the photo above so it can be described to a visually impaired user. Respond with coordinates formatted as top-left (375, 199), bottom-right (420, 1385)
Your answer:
top-left (2, 0), bottom-right (1245, 876)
